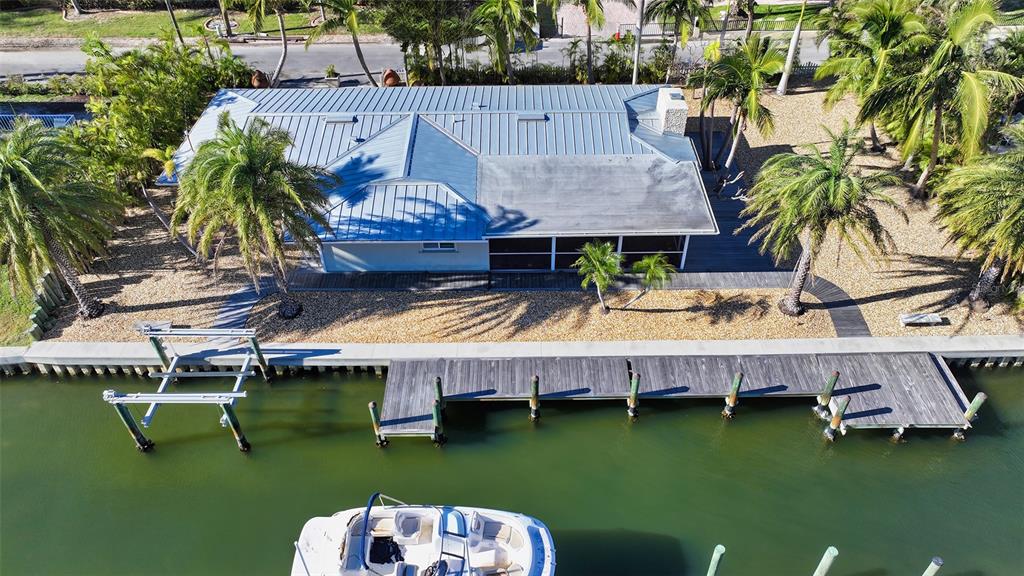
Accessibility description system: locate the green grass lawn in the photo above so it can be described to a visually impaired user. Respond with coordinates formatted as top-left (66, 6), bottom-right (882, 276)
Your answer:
top-left (709, 4), bottom-right (827, 23)
top-left (0, 8), bottom-right (322, 39)
top-left (0, 267), bottom-right (34, 347)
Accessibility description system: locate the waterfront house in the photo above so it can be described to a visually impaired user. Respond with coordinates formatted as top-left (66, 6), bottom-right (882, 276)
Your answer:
top-left (168, 85), bottom-right (718, 272)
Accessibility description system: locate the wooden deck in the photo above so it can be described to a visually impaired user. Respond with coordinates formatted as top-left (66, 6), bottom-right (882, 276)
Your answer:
top-left (378, 353), bottom-right (970, 437)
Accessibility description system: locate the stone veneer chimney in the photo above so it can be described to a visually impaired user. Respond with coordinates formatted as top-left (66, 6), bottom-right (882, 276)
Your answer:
top-left (656, 87), bottom-right (688, 134)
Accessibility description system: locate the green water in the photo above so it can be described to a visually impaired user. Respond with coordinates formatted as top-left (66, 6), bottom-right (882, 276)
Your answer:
top-left (1, 368), bottom-right (1022, 576)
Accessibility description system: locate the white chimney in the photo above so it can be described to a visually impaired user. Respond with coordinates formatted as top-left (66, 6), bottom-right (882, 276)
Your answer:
top-left (655, 87), bottom-right (688, 134)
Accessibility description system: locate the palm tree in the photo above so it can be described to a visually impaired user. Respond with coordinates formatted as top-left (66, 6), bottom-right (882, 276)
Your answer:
top-left (572, 241), bottom-right (623, 314)
top-left (702, 34), bottom-right (785, 190)
top-left (739, 124), bottom-right (904, 316)
top-left (305, 0), bottom-right (378, 87)
top-left (0, 119), bottom-right (121, 318)
top-left (776, 0), bottom-right (808, 96)
top-left (645, 0), bottom-right (713, 82)
top-left (623, 252), bottom-right (674, 307)
top-left (244, 0), bottom-right (290, 86)
top-left (164, 0), bottom-right (186, 47)
top-left (474, 0), bottom-right (538, 84)
top-left (811, 0), bottom-right (927, 146)
top-left (695, 39), bottom-right (721, 167)
top-left (739, 0), bottom-right (755, 39)
top-left (860, 0), bottom-right (1024, 197)
top-left (172, 113), bottom-right (335, 319)
top-left (549, 0), bottom-right (633, 84)
top-left (935, 122), bottom-right (1024, 310)
top-left (218, 0), bottom-right (234, 37)
top-left (142, 145), bottom-right (178, 179)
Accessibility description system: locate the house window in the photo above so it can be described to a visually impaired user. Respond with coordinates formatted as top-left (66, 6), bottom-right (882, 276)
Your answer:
top-left (422, 242), bottom-right (457, 252)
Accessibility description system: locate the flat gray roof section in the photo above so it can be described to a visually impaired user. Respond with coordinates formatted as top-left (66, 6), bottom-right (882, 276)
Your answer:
top-left (477, 155), bottom-right (718, 237)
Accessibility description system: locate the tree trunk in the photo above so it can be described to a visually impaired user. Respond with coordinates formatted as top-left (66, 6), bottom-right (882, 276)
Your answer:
top-left (869, 122), bottom-right (883, 152)
top-left (715, 115), bottom-right (744, 192)
top-left (219, 0), bottom-right (233, 37)
top-left (913, 99), bottom-right (942, 198)
top-left (967, 261), bottom-right (1003, 311)
top-left (698, 106), bottom-right (707, 166)
top-left (776, 6), bottom-right (803, 96)
top-left (623, 287), bottom-right (649, 308)
top-left (666, 26), bottom-right (679, 83)
top-left (714, 107), bottom-right (739, 167)
top-left (164, 0), bottom-right (185, 47)
top-left (719, 0), bottom-right (733, 44)
top-left (596, 285), bottom-right (609, 313)
top-left (704, 100), bottom-right (716, 168)
top-left (270, 10), bottom-right (288, 87)
top-left (44, 233), bottom-right (104, 319)
top-left (779, 248), bottom-right (811, 316)
top-left (902, 152), bottom-right (915, 171)
top-left (68, 0), bottom-right (83, 16)
top-left (631, 0), bottom-right (647, 85)
top-left (433, 41), bottom-right (447, 85)
top-left (272, 264), bottom-right (302, 319)
top-left (586, 20), bottom-right (594, 84)
top-left (351, 31), bottom-right (379, 87)
top-left (743, 4), bottom-right (754, 40)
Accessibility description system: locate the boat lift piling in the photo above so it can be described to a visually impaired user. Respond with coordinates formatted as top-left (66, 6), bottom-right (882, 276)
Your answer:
top-left (814, 371), bottom-right (840, 419)
top-left (722, 372), bottom-right (743, 418)
top-left (529, 375), bottom-right (540, 422)
top-left (706, 544), bottom-right (726, 576)
top-left (812, 546), bottom-right (839, 576)
top-left (922, 557), bottom-right (943, 576)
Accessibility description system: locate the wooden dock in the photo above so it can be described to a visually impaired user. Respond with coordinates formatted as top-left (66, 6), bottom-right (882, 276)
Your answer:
top-left (378, 352), bottom-right (971, 438)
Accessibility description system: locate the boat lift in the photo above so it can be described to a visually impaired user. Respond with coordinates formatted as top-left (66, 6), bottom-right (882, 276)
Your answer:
top-left (101, 326), bottom-right (271, 453)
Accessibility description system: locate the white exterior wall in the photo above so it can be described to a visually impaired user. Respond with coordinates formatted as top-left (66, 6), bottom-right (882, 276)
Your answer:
top-left (323, 242), bottom-right (490, 272)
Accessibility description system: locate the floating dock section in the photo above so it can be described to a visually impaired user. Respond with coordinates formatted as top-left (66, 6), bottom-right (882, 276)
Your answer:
top-left (379, 352), bottom-right (971, 439)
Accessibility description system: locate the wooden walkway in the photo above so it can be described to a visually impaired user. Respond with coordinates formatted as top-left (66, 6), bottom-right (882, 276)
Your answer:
top-left (378, 352), bottom-right (969, 437)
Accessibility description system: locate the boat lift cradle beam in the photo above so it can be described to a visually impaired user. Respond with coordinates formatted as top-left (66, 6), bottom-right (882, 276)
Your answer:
top-left (102, 390), bottom-right (251, 453)
top-left (134, 324), bottom-right (270, 381)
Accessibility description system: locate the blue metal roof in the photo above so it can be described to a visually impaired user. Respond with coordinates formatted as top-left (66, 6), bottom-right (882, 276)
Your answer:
top-left (173, 86), bottom-right (715, 242)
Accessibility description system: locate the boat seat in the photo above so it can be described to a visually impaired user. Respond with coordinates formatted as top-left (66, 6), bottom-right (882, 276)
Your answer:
top-left (393, 512), bottom-right (432, 545)
top-left (476, 564), bottom-right (524, 576)
top-left (370, 517), bottom-right (395, 537)
top-left (482, 522), bottom-right (524, 550)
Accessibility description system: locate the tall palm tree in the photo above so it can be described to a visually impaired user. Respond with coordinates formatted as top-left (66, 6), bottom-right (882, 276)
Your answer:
top-left (573, 241), bottom-right (623, 314)
top-left (244, 0), bottom-right (290, 86)
top-left (740, 124), bottom-right (904, 316)
top-left (549, 0), bottom-right (633, 84)
top-left (305, 0), bottom-right (378, 87)
top-left (860, 0), bottom-right (1024, 197)
top-left (0, 119), bottom-right (121, 318)
top-left (812, 0), bottom-right (927, 147)
top-left (645, 0), bottom-right (713, 82)
top-left (624, 252), bottom-right (674, 307)
top-left (695, 39), bottom-right (721, 167)
top-left (173, 113), bottom-right (335, 319)
top-left (739, 0), bottom-right (755, 40)
top-left (702, 34), bottom-right (785, 190)
top-left (164, 0), bottom-right (186, 47)
top-left (474, 0), bottom-right (538, 84)
top-left (935, 122), bottom-right (1024, 310)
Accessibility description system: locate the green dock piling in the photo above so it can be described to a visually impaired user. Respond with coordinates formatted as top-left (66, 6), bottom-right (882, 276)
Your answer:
top-left (814, 371), bottom-right (840, 419)
top-left (922, 557), bottom-right (943, 576)
top-left (148, 336), bottom-right (171, 370)
top-left (434, 376), bottom-right (445, 415)
top-left (706, 545), bottom-right (726, 576)
top-left (111, 401), bottom-right (154, 452)
top-left (722, 372), bottom-right (743, 418)
top-left (219, 403), bottom-right (251, 452)
top-left (824, 397), bottom-right (850, 442)
top-left (432, 399), bottom-right (447, 446)
top-left (954, 392), bottom-right (988, 440)
top-left (627, 373), bottom-right (640, 420)
top-left (812, 546), bottom-right (839, 576)
top-left (368, 401), bottom-right (388, 447)
top-left (529, 375), bottom-right (540, 422)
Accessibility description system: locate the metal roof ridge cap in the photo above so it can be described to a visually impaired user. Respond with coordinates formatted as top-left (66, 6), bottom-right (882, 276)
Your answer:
top-left (688, 161), bottom-right (720, 236)
top-left (402, 113), bottom-right (419, 177)
top-left (321, 114), bottom-right (411, 169)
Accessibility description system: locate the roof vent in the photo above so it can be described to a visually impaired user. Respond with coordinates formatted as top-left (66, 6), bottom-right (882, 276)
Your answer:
top-left (472, 101), bottom-right (485, 110)
top-left (325, 114), bottom-right (358, 124)
top-left (516, 112), bottom-right (548, 122)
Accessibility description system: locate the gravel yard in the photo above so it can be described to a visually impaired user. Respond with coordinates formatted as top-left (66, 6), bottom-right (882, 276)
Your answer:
top-left (250, 289), bottom-right (835, 343)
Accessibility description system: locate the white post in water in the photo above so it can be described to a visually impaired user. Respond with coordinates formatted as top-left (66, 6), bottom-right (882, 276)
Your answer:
top-left (706, 544), bottom-right (726, 576)
top-left (812, 546), bottom-right (839, 576)
top-left (922, 557), bottom-right (943, 576)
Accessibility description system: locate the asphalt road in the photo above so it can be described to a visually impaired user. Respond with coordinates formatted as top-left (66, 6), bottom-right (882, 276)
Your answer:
top-left (0, 32), bottom-right (831, 83)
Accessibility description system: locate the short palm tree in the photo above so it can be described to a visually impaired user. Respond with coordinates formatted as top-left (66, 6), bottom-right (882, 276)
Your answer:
top-left (935, 122), bottom-right (1024, 309)
top-left (573, 241), bottom-right (623, 314)
top-left (548, 0), bottom-right (633, 84)
top-left (243, 0), bottom-right (291, 86)
top-left (740, 124), bottom-right (904, 316)
top-left (142, 145), bottom-right (178, 180)
top-left (812, 0), bottom-right (928, 147)
top-left (860, 0), bottom-right (1024, 197)
top-left (173, 113), bottom-right (335, 319)
top-left (0, 119), bottom-right (121, 318)
top-left (645, 0), bottom-right (713, 82)
top-left (474, 0), bottom-right (538, 84)
top-left (702, 34), bottom-right (785, 191)
top-left (624, 252), bottom-right (674, 307)
top-left (305, 0), bottom-right (378, 87)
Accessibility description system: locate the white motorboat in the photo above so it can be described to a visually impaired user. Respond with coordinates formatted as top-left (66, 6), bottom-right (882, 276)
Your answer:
top-left (292, 493), bottom-right (556, 576)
